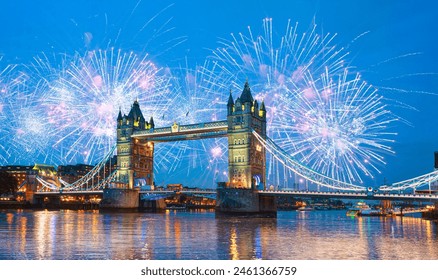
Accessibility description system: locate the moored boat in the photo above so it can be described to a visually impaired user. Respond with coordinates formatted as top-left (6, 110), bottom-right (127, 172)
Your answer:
top-left (297, 206), bottom-right (313, 211)
top-left (346, 201), bottom-right (370, 217)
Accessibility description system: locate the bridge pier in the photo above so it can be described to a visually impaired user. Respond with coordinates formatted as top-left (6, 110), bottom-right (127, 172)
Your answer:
top-left (216, 188), bottom-right (276, 217)
top-left (100, 189), bottom-right (139, 211)
top-left (139, 198), bottom-right (166, 212)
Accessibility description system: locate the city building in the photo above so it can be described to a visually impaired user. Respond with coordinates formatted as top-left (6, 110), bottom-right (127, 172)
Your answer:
top-left (0, 165), bottom-right (35, 190)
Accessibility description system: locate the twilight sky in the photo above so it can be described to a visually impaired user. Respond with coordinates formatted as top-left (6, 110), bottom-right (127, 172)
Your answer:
top-left (1, 0), bottom-right (438, 188)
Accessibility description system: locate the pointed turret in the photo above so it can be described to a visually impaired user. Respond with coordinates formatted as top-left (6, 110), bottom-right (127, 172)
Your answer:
top-left (259, 100), bottom-right (266, 118)
top-left (240, 81), bottom-right (254, 104)
top-left (227, 90), bottom-right (234, 115)
top-left (127, 100), bottom-right (145, 129)
top-left (117, 108), bottom-right (123, 121)
top-left (149, 116), bottom-right (155, 129)
top-left (227, 90), bottom-right (234, 106)
top-left (260, 100), bottom-right (266, 111)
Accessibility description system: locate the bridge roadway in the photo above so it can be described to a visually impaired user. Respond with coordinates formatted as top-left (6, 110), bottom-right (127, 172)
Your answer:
top-left (258, 190), bottom-right (438, 201)
top-left (34, 189), bottom-right (438, 201)
top-left (34, 189), bottom-right (216, 196)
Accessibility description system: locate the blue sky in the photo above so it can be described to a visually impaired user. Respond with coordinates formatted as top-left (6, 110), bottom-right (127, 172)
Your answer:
top-left (1, 0), bottom-right (438, 187)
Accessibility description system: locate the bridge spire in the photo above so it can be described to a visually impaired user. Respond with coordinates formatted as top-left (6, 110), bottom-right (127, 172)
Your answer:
top-left (240, 81), bottom-right (254, 104)
top-left (149, 116), bottom-right (155, 129)
top-left (227, 90), bottom-right (234, 116)
top-left (117, 107), bottom-right (123, 126)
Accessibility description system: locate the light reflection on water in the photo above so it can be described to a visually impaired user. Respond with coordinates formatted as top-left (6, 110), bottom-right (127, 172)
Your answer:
top-left (0, 209), bottom-right (437, 260)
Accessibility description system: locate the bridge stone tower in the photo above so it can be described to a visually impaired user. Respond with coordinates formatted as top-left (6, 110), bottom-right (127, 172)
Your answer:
top-left (101, 100), bottom-right (154, 211)
top-left (217, 82), bottom-right (276, 216)
top-left (116, 100), bottom-right (155, 189)
top-left (226, 81), bottom-right (267, 189)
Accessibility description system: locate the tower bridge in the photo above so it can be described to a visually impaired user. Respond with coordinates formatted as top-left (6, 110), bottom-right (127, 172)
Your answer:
top-left (105, 81), bottom-right (275, 214)
top-left (28, 81), bottom-right (438, 215)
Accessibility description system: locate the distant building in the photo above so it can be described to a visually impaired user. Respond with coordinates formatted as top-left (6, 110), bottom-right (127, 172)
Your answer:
top-left (0, 165), bottom-right (35, 189)
top-left (58, 164), bottom-right (94, 184)
top-left (57, 155), bottom-right (117, 184)
top-left (167, 184), bottom-right (183, 191)
top-left (0, 164), bottom-right (57, 197)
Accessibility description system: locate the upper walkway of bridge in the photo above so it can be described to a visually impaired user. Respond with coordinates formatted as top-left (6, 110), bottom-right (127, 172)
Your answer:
top-left (131, 120), bottom-right (228, 142)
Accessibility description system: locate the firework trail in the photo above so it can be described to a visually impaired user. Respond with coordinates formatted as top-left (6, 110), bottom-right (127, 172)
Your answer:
top-left (0, 57), bottom-right (16, 163)
top-left (202, 18), bottom-right (397, 184)
top-left (272, 69), bottom-right (397, 184)
top-left (152, 60), bottom-right (229, 186)
top-left (41, 48), bottom-right (176, 164)
top-left (0, 59), bottom-right (61, 165)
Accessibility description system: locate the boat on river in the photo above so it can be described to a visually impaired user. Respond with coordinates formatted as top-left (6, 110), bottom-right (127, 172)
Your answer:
top-left (347, 201), bottom-right (394, 217)
top-left (346, 201), bottom-right (371, 217)
top-left (297, 206), bottom-right (313, 211)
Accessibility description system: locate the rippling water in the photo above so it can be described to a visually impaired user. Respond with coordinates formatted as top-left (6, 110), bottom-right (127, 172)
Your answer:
top-left (0, 209), bottom-right (437, 260)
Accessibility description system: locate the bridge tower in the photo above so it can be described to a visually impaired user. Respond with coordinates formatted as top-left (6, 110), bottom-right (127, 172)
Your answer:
top-left (226, 81), bottom-right (267, 189)
top-left (217, 82), bottom-right (276, 216)
top-left (101, 100), bottom-right (154, 211)
top-left (116, 100), bottom-right (155, 189)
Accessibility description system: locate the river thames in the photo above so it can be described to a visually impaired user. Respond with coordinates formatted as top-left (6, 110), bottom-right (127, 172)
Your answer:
top-left (0, 209), bottom-right (437, 260)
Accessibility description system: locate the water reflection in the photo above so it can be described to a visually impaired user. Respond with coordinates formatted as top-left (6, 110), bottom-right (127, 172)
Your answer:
top-left (215, 217), bottom-right (277, 259)
top-left (0, 209), bottom-right (437, 260)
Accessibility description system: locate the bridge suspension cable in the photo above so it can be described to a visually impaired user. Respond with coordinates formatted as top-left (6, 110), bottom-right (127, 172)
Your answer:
top-left (255, 130), bottom-right (438, 192)
top-left (59, 145), bottom-right (116, 191)
top-left (253, 130), bottom-right (367, 191)
top-left (36, 145), bottom-right (116, 192)
top-left (36, 176), bottom-right (60, 192)
top-left (379, 170), bottom-right (438, 191)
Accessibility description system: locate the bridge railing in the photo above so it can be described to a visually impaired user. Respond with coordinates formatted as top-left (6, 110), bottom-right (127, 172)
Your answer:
top-left (132, 121), bottom-right (228, 137)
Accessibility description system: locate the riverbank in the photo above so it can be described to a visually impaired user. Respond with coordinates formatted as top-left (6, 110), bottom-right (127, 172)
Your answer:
top-left (422, 209), bottom-right (438, 220)
top-left (0, 201), bottom-right (27, 209)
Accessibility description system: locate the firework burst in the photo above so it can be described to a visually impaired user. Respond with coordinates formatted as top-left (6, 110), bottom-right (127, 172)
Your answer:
top-left (0, 61), bottom-right (61, 165)
top-left (0, 57), bottom-right (16, 163)
top-left (42, 48), bottom-right (176, 164)
top-left (152, 61), bottom-right (229, 186)
top-left (202, 18), bottom-right (397, 184)
top-left (271, 68), bottom-right (397, 183)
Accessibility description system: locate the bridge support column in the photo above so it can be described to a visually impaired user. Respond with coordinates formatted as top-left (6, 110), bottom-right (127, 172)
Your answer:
top-left (216, 188), bottom-right (276, 217)
top-left (100, 189), bottom-right (139, 211)
top-left (139, 198), bottom-right (166, 212)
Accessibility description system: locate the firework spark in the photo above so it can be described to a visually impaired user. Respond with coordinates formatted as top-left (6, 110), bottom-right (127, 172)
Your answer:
top-left (271, 68), bottom-right (397, 184)
top-left (41, 48), bottom-right (176, 164)
top-left (0, 62), bottom-right (60, 165)
top-left (202, 18), bottom-right (396, 184)
top-left (152, 61), bottom-right (229, 186)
